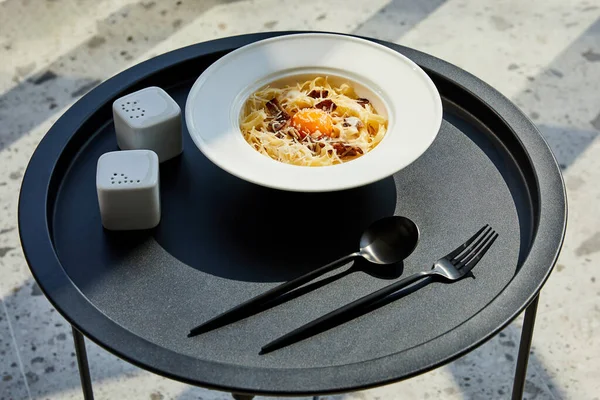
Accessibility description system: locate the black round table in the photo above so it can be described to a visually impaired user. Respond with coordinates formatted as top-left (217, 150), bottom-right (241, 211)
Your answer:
top-left (18, 32), bottom-right (566, 400)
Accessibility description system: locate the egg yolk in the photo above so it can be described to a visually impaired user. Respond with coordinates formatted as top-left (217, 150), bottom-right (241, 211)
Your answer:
top-left (292, 108), bottom-right (333, 138)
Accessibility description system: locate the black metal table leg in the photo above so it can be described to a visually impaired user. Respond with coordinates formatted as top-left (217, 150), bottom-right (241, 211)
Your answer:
top-left (72, 326), bottom-right (95, 400)
top-left (511, 294), bottom-right (540, 400)
top-left (71, 302), bottom-right (541, 400)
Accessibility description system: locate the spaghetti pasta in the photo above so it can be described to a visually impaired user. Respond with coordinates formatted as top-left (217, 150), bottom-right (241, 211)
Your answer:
top-left (240, 77), bottom-right (387, 166)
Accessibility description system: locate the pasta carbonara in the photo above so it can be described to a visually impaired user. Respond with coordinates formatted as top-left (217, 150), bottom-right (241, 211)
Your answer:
top-left (240, 77), bottom-right (387, 166)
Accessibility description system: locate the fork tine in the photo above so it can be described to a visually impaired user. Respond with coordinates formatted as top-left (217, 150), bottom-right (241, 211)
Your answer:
top-left (444, 225), bottom-right (489, 260)
top-left (455, 229), bottom-right (495, 267)
top-left (453, 228), bottom-right (494, 265)
top-left (458, 233), bottom-right (498, 275)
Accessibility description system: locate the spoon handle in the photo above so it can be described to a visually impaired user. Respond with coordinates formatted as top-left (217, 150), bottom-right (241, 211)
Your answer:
top-left (188, 252), bottom-right (359, 337)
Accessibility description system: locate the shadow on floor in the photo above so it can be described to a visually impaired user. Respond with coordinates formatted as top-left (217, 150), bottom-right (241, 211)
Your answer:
top-left (511, 17), bottom-right (600, 171)
top-left (3, 3), bottom-right (596, 400)
top-left (0, 0), bottom-right (241, 153)
top-left (441, 17), bottom-right (600, 400)
top-left (352, 0), bottom-right (447, 42)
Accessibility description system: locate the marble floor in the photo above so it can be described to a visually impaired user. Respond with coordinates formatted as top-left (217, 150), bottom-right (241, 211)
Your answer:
top-left (1, 0), bottom-right (599, 399)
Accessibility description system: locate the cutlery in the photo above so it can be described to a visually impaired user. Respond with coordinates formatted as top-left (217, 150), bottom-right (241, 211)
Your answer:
top-left (188, 216), bottom-right (419, 337)
top-left (260, 225), bottom-right (498, 354)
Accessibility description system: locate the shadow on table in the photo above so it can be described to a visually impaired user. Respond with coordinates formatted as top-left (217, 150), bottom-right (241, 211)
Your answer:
top-left (156, 155), bottom-right (399, 282)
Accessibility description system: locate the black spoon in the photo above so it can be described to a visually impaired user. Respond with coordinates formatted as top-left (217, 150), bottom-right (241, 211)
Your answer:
top-left (188, 216), bottom-right (419, 337)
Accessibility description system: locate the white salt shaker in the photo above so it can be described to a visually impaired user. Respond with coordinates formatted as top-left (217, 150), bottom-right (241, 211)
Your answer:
top-left (96, 150), bottom-right (161, 231)
top-left (113, 87), bottom-right (182, 162)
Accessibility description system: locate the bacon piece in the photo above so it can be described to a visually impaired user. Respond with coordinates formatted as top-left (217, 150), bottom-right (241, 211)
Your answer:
top-left (265, 98), bottom-right (286, 117)
top-left (315, 99), bottom-right (337, 112)
top-left (308, 141), bottom-right (327, 154)
top-left (356, 98), bottom-right (370, 107)
top-left (332, 143), bottom-right (364, 157)
top-left (265, 98), bottom-right (290, 132)
top-left (308, 89), bottom-right (328, 98)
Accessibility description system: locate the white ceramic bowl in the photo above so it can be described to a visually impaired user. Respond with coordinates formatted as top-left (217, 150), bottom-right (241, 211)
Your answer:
top-left (185, 33), bottom-right (443, 192)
